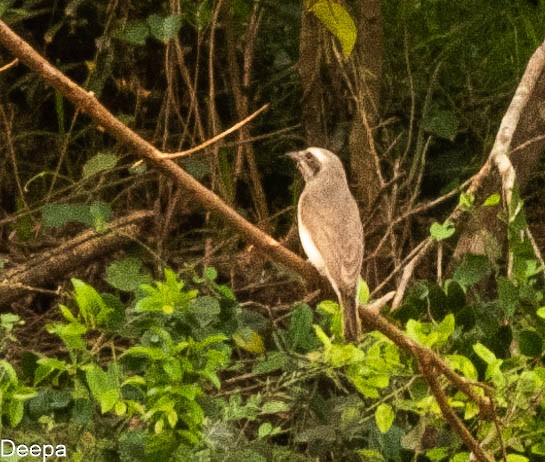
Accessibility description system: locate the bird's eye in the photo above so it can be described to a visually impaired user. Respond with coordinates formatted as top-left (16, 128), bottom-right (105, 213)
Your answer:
top-left (305, 153), bottom-right (321, 176)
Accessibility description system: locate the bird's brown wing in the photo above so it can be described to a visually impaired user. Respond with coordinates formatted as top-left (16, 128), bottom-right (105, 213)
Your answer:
top-left (299, 190), bottom-right (363, 292)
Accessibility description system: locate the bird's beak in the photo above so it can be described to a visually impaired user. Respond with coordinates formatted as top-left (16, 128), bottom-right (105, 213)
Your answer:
top-left (287, 151), bottom-right (302, 162)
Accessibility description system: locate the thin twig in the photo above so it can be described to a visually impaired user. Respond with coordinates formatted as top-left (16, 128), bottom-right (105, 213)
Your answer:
top-left (0, 105), bottom-right (29, 210)
top-left (163, 103), bottom-right (270, 160)
top-left (0, 57), bottom-right (17, 71)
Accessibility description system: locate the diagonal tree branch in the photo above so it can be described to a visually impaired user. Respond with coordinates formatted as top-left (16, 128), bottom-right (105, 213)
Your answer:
top-left (0, 20), bottom-right (317, 283)
top-left (360, 307), bottom-right (496, 462)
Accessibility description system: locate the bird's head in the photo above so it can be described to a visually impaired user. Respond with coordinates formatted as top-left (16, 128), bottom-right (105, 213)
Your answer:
top-left (287, 147), bottom-right (344, 183)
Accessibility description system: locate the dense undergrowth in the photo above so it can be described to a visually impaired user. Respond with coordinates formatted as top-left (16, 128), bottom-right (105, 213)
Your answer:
top-left (2, 203), bottom-right (545, 461)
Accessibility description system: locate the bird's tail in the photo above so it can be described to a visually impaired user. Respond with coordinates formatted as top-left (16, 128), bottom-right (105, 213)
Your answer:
top-left (340, 289), bottom-right (361, 343)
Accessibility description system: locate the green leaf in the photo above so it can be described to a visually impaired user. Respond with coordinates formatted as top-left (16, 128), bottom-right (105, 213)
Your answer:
top-left (295, 424), bottom-right (337, 443)
top-left (497, 276), bottom-right (518, 318)
top-left (308, 0), bottom-right (357, 58)
top-left (82, 152), bottom-right (117, 178)
top-left (453, 255), bottom-right (490, 289)
top-left (258, 422), bottom-right (273, 439)
top-left (89, 202), bottom-right (112, 231)
top-left (421, 110), bottom-right (459, 141)
top-left (537, 306), bottom-right (545, 319)
top-left (458, 192), bottom-right (475, 211)
top-left (122, 345), bottom-right (166, 360)
top-left (71, 278), bottom-right (112, 328)
top-left (8, 399), bottom-right (24, 427)
top-left (84, 363), bottom-right (121, 414)
top-left (147, 14), bottom-right (182, 42)
top-left (532, 440), bottom-right (545, 456)
top-left (358, 277), bottom-right (370, 304)
top-left (11, 386), bottom-right (36, 403)
top-left (473, 343), bottom-right (496, 364)
top-left (41, 202), bottom-right (112, 229)
top-left (181, 158), bottom-right (210, 180)
top-left (313, 324), bottom-right (332, 350)
top-left (224, 449), bottom-right (266, 462)
top-left (46, 320), bottom-right (87, 351)
top-left (252, 351), bottom-right (289, 374)
top-left (135, 269), bottom-right (197, 313)
top-left (163, 359), bottom-right (182, 382)
top-left (115, 21), bottom-right (149, 45)
top-left (406, 319), bottom-right (448, 348)
top-left (233, 328), bottom-right (265, 354)
top-left (184, 0), bottom-right (213, 31)
top-left (519, 330), bottom-right (543, 357)
top-left (317, 300), bottom-right (342, 338)
top-left (216, 283), bottom-right (236, 301)
top-left (357, 449), bottom-right (385, 461)
top-left (105, 257), bottom-right (150, 292)
top-left (261, 400), bottom-right (290, 414)
top-left (430, 220), bottom-right (455, 241)
top-left (204, 266), bottom-right (217, 281)
top-left (451, 453), bottom-right (470, 462)
top-left (289, 304), bottom-right (314, 350)
top-left (189, 296), bottom-right (221, 327)
top-left (483, 193), bottom-right (501, 207)
top-left (42, 203), bottom-right (90, 227)
top-left (119, 430), bottom-right (147, 461)
top-left (506, 455), bottom-right (529, 462)
top-left (72, 399), bottom-right (94, 425)
top-left (324, 342), bottom-right (363, 367)
top-left (48, 389), bottom-right (72, 409)
top-left (34, 357), bottom-right (68, 385)
top-left (426, 447), bottom-right (450, 461)
top-left (195, 333), bottom-right (229, 350)
top-left (446, 355), bottom-right (477, 380)
top-left (375, 403), bottom-right (394, 433)
top-left (436, 314), bottom-right (455, 344)
top-left (196, 1), bottom-right (213, 30)
top-left (0, 313), bottom-right (21, 331)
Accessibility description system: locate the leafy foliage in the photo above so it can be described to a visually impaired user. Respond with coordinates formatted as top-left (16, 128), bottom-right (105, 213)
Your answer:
top-left (2, 269), bottom-right (235, 459)
top-left (3, 239), bottom-right (545, 461)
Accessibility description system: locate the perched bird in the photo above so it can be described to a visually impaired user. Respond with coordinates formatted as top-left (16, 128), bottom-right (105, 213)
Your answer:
top-left (289, 147), bottom-right (364, 342)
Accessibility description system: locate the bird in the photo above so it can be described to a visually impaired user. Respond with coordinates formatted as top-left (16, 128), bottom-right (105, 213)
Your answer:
top-left (288, 147), bottom-right (364, 342)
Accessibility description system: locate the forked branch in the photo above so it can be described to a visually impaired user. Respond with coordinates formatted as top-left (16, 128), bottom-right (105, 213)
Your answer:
top-left (392, 37), bottom-right (545, 309)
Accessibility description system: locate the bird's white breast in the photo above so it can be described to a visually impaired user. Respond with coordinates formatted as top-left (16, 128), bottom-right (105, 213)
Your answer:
top-left (298, 199), bottom-right (325, 273)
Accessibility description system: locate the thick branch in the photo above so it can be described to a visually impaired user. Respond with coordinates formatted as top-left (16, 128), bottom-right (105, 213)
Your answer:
top-left (423, 363), bottom-right (494, 462)
top-left (0, 20), bottom-right (317, 283)
top-left (360, 306), bottom-right (495, 461)
top-left (0, 211), bottom-right (153, 306)
top-left (360, 307), bottom-right (492, 413)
